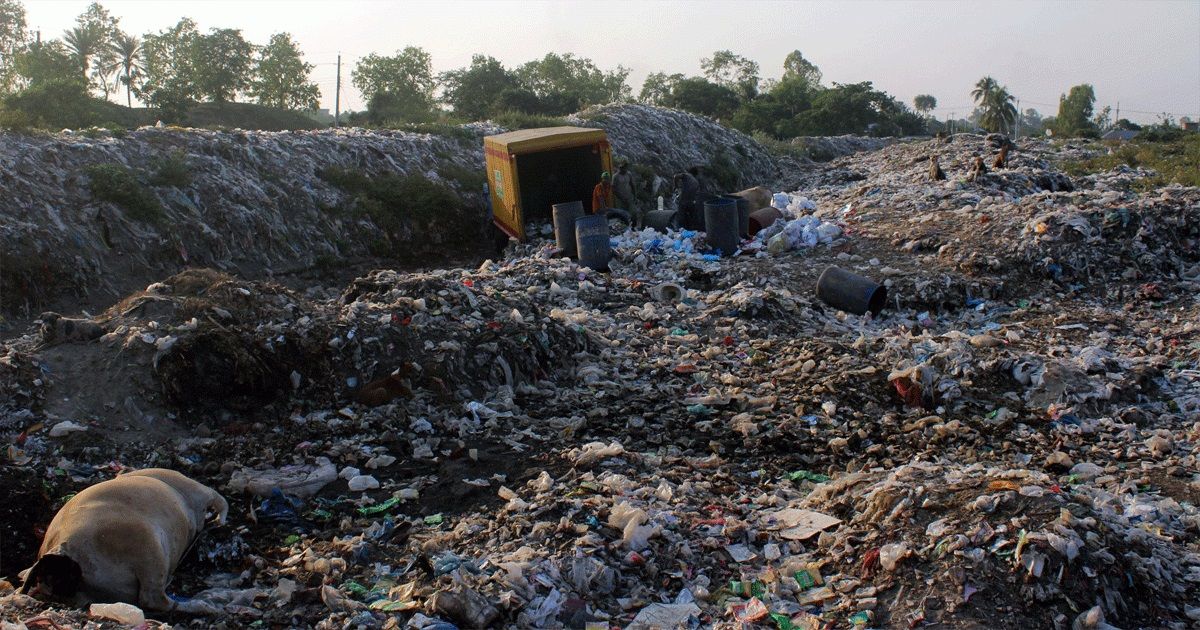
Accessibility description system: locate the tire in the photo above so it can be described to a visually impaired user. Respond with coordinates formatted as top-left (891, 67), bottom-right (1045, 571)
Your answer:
top-left (604, 208), bottom-right (632, 235)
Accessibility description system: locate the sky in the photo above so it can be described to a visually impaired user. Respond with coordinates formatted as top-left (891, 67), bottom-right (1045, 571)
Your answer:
top-left (21, 0), bottom-right (1200, 124)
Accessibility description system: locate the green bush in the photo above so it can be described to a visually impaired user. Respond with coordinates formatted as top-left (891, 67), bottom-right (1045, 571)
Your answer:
top-left (319, 167), bottom-right (474, 243)
top-left (393, 121), bottom-right (478, 141)
top-left (3, 79), bottom-right (97, 129)
top-left (438, 163), bottom-right (486, 191)
top-left (1060, 135), bottom-right (1200, 190)
top-left (150, 150), bottom-right (193, 188)
top-left (491, 110), bottom-right (569, 130)
top-left (0, 107), bottom-right (34, 132)
top-left (706, 150), bottom-right (740, 191)
top-left (85, 163), bottom-right (164, 222)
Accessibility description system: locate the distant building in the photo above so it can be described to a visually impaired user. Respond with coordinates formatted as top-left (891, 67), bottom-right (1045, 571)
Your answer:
top-left (1181, 117), bottom-right (1198, 132)
top-left (1101, 129), bottom-right (1139, 141)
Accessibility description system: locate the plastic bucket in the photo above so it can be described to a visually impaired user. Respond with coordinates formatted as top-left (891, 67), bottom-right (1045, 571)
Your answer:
top-left (816, 266), bottom-right (888, 316)
top-left (721, 194), bottom-right (751, 238)
top-left (552, 201), bottom-right (585, 258)
top-left (703, 198), bottom-right (739, 257)
top-left (575, 214), bottom-right (611, 271)
top-left (748, 207), bottom-right (783, 236)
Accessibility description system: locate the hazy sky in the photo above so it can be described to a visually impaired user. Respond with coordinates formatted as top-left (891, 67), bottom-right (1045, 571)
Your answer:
top-left (22, 0), bottom-right (1200, 124)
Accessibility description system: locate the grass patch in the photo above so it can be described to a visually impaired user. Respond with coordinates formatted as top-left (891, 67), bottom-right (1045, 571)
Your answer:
top-left (1060, 135), bottom-right (1200, 190)
top-left (438, 163), bottom-right (487, 192)
top-left (751, 130), bottom-right (832, 161)
top-left (149, 150), bottom-right (193, 187)
top-left (319, 167), bottom-right (474, 246)
top-left (491, 110), bottom-right (570, 130)
top-left (706, 149), bottom-right (740, 192)
top-left (393, 121), bottom-right (478, 142)
top-left (85, 163), bottom-right (163, 222)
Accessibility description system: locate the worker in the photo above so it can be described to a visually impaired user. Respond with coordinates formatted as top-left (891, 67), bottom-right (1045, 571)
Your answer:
top-left (612, 161), bottom-right (639, 225)
top-left (591, 171), bottom-right (613, 214)
top-left (673, 166), bottom-right (701, 226)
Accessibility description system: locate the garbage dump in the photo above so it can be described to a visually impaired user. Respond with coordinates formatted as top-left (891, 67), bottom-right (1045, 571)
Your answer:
top-left (1, 130), bottom-right (1199, 629)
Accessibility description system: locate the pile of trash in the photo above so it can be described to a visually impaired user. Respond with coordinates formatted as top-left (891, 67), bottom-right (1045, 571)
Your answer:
top-left (569, 103), bottom-right (781, 190)
top-left (789, 135), bottom-right (899, 162)
top-left (0, 125), bottom-right (496, 317)
top-left (2, 130), bottom-right (1199, 630)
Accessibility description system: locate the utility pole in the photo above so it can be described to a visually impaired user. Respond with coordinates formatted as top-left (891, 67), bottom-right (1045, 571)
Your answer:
top-left (334, 54), bottom-right (341, 128)
top-left (1014, 98), bottom-right (1021, 137)
top-left (1115, 102), bottom-right (1120, 125)
top-left (35, 29), bottom-right (40, 44)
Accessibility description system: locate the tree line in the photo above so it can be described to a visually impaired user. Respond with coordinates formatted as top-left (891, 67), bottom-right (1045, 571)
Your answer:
top-left (0, 0), bottom-right (1149, 139)
top-left (0, 1), bottom-right (320, 124)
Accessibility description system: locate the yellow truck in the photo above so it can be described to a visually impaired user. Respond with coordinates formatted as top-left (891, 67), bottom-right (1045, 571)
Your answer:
top-left (484, 126), bottom-right (613, 242)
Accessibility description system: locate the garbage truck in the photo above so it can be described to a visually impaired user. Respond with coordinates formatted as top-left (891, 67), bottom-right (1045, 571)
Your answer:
top-left (484, 127), bottom-right (613, 244)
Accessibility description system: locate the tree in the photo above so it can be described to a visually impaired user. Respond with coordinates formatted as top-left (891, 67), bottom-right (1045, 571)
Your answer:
top-left (248, 32), bottom-right (319, 110)
top-left (971, 76), bottom-right (1016, 134)
top-left (72, 3), bottom-right (120, 97)
top-left (63, 25), bottom-right (103, 79)
top-left (0, 0), bottom-right (27, 94)
top-left (515, 52), bottom-right (630, 112)
top-left (138, 18), bottom-right (201, 117)
top-left (782, 50), bottom-right (822, 86)
top-left (353, 47), bottom-right (435, 122)
top-left (1092, 105), bottom-right (1112, 133)
top-left (1053, 84), bottom-right (1098, 138)
top-left (662, 77), bottom-right (739, 120)
top-left (13, 40), bottom-right (79, 86)
top-left (639, 71), bottom-right (683, 106)
top-left (192, 28), bottom-right (253, 102)
top-left (352, 47), bottom-right (435, 102)
top-left (701, 50), bottom-right (759, 101)
top-left (440, 54), bottom-right (517, 120)
top-left (913, 94), bottom-right (936, 116)
top-left (106, 32), bottom-right (142, 108)
top-left (791, 81), bottom-right (921, 137)
top-left (1019, 108), bottom-right (1043, 136)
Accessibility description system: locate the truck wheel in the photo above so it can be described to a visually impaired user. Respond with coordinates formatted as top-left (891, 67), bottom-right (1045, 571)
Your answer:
top-left (492, 226), bottom-right (512, 256)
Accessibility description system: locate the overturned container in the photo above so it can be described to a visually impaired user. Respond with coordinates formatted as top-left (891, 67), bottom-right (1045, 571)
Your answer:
top-left (816, 266), bottom-right (887, 316)
top-left (704, 197), bottom-right (740, 257)
top-left (553, 201), bottom-right (585, 258)
top-left (748, 207), bottom-right (783, 236)
top-left (575, 214), bottom-right (611, 271)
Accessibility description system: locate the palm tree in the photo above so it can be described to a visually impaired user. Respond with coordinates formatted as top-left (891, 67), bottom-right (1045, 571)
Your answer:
top-left (106, 33), bottom-right (143, 108)
top-left (971, 77), bottom-right (1018, 134)
top-left (971, 76), bottom-right (999, 107)
top-left (63, 25), bottom-right (103, 79)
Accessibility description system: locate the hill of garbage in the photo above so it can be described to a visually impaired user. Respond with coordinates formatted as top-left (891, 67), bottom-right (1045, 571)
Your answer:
top-left (0, 104), bottom-right (784, 323)
top-left (1, 130), bottom-right (1199, 629)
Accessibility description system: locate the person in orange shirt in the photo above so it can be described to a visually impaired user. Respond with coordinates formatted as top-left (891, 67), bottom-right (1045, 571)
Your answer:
top-left (591, 171), bottom-right (613, 214)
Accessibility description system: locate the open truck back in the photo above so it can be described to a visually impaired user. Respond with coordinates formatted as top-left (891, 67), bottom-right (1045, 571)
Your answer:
top-left (484, 127), bottom-right (612, 241)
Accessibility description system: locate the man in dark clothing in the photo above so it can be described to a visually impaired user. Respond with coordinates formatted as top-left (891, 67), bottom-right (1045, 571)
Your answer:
top-left (612, 162), bottom-right (639, 225)
top-left (673, 167), bottom-right (701, 227)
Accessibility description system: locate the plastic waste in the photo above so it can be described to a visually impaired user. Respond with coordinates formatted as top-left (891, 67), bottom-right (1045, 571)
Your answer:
top-left (88, 603), bottom-right (145, 625)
